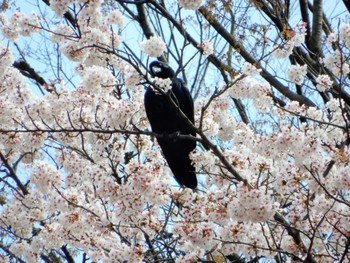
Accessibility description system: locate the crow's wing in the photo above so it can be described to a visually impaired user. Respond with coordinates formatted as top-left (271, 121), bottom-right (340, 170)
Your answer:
top-left (144, 81), bottom-right (197, 189)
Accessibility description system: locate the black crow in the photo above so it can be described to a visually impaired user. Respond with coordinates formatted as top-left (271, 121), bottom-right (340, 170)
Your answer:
top-left (144, 61), bottom-right (197, 189)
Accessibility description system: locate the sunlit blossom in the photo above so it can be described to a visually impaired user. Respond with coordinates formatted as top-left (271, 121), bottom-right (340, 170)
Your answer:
top-left (140, 36), bottom-right (167, 57)
top-left (287, 64), bottom-right (307, 84)
top-left (178, 0), bottom-right (203, 10)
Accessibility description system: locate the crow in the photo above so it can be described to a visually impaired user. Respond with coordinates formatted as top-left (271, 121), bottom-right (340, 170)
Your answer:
top-left (144, 61), bottom-right (197, 189)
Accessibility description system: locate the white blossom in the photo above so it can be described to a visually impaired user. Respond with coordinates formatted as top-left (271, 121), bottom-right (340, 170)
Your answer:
top-left (242, 62), bottom-right (262, 76)
top-left (323, 50), bottom-right (350, 78)
top-left (287, 64), bottom-right (307, 84)
top-left (0, 44), bottom-right (14, 77)
top-left (273, 24), bottom-right (306, 58)
top-left (178, 0), bottom-right (203, 10)
top-left (327, 32), bottom-right (337, 44)
top-left (51, 0), bottom-right (73, 17)
top-left (140, 36), bottom-right (166, 57)
top-left (152, 77), bottom-right (173, 93)
top-left (339, 23), bottom-right (350, 46)
top-left (123, 64), bottom-right (142, 89)
top-left (81, 65), bottom-right (116, 94)
top-left (1, 3), bottom-right (350, 263)
top-left (198, 39), bottom-right (214, 56)
top-left (105, 9), bottom-right (125, 28)
top-left (316, 74), bottom-right (333, 92)
top-left (0, 11), bottom-right (41, 41)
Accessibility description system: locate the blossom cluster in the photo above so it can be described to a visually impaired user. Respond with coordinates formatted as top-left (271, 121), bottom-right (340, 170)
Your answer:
top-left (123, 63), bottom-right (142, 89)
top-left (287, 63), bottom-right (307, 84)
top-left (273, 23), bottom-right (306, 58)
top-left (0, 11), bottom-right (41, 41)
top-left (1, 1), bottom-right (350, 262)
top-left (241, 62), bottom-right (261, 76)
top-left (315, 74), bottom-right (333, 92)
top-left (228, 77), bottom-right (273, 112)
top-left (51, 4), bottom-right (125, 66)
top-left (152, 76), bottom-right (173, 93)
top-left (178, 0), bottom-right (204, 10)
top-left (322, 50), bottom-right (350, 78)
top-left (140, 36), bottom-right (167, 57)
top-left (50, 0), bottom-right (74, 17)
top-left (198, 39), bottom-right (214, 56)
top-left (328, 23), bottom-right (350, 48)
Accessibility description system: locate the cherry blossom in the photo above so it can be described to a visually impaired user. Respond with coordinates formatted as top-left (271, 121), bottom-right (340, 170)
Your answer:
top-left (316, 74), bottom-right (333, 92)
top-left (140, 36), bottom-right (167, 57)
top-left (179, 0), bottom-right (204, 10)
top-left (198, 39), bottom-right (214, 56)
top-left (0, 1), bottom-right (350, 262)
top-left (152, 76), bottom-right (173, 93)
top-left (0, 11), bottom-right (41, 41)
top-left (241, 62), bottom-right (261, 76)
top-left (287, 63), bottom-right (307, 84)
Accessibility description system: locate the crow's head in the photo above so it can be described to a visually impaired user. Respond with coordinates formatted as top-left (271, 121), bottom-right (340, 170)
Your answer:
top-left (149, 61), bottom-right (175, 79)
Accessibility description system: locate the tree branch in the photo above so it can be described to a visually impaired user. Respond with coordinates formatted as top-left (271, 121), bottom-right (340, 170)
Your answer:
top-left (299, 0), bottom-right (311, 46)
top-left (309, 0), bottom-right (323, 57)
top-left (41, 0), bottom-right (77, 29)
top-left (0, 152), bottom-right (28, 196)
top-left (198, 7), bottom-right (316, 107)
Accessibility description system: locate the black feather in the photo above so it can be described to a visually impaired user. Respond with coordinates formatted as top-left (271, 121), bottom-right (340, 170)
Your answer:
top-left (144, 61), bottom-right (197, 189)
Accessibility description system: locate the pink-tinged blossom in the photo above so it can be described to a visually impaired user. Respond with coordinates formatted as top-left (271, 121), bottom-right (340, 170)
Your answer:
top-left (60, 43), bottom-right (88, 62)
top-left (339, 23), bottom-right (350, 46)
top-left (273, 24), bottom-right (306, 58)
top-left (0, 12), bottom-right (41, 41)
top-left (10, 241), bottom-right (39, 262)
top-left (0, 44), bottom-right (14, 77)
top-left (327, 32), bottom-right (337, 44)
top-left (20, 12), bottom-right (41, 36)
top-left (322, 98), bottom-right (348, 127)
top-left (152, 77), bottom-right (173, 93)
top-left (81, 27), bottom-right (109, 46)
top-left (228, 77), bottom-right (272, 112)
top-left (140, 36), bottom-right (166, 57)
top-left (174, 221), bottom-right (218, 252)
top-left (327, 165), bottom-right (350, 192)
top-left (105, 9), bottom-right (125, 28)
top-left (228, 184), bottom-right (278, 222)
top-left (287, 63), bottom-right (307, 84)
top-left (30, 161), bottom-right (63, 194)
top-left (316, 74), bottom-right (333, 92)
top-left (228, 77), bottom-right (268, 99)
top-left (81, 65), bottom-right (116, 94)
top-left (51, 0), bottom-right (73, 17)
top-left (123, 64), bottom-right (142, 89)
top-left (51, 24), bottom-right (75, 43)
top-left (242, 62), bottom-right (261, 76)
top-left (178, 0), bottom-right (203, 10)
top-left (198, 39), bottom-right (214, 56)
top-left (322, 50), bottom-right (350, 78)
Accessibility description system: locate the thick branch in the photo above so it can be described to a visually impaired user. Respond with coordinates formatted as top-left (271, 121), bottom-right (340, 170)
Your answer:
top-left (136, 3), bottom-right (154, 39)
top-left (309, 0), bottom-right (323, 57)
top-left (13, 60), bottom-right (47, 86)
top-left (299, 0), bottom-right (311, 46)
top-left (256, 1), bottom-right (285, 32)
top-left (61, 245), bottom-right (75, 263)
top-left (0, 152), bottom-right (28, 196)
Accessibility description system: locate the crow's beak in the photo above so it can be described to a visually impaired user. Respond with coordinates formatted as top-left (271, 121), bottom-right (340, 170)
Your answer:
top-left (151, 66), bottom-right (162, 76)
